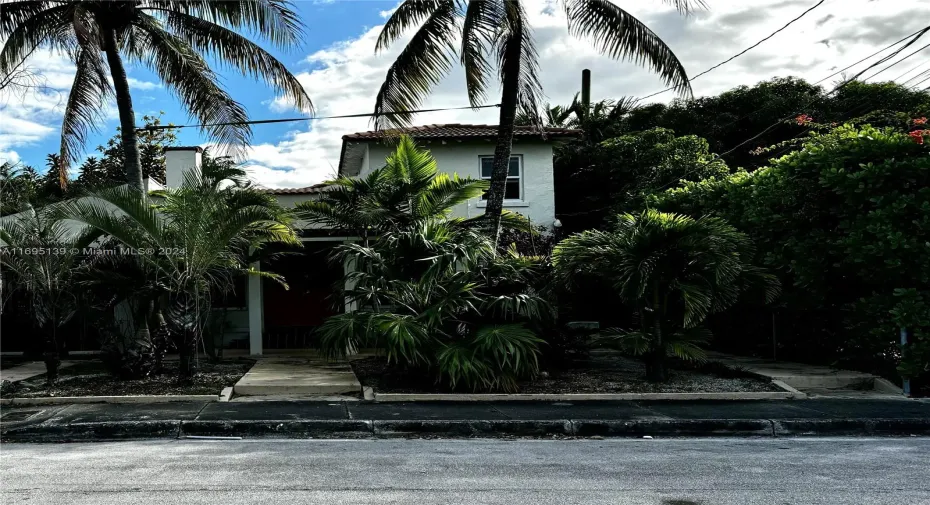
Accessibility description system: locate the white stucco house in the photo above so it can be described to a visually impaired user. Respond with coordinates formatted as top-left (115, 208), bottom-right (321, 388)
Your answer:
top-left (2, 124), bottom-right (579, 354)
top-left (220, 123), bottom-right (580, 355)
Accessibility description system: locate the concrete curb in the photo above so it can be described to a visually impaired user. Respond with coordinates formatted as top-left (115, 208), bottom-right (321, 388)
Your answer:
top-left (4, 395), bottom-right (219, 406)
top-left (572, 419), bottom-right (775, 437)
top-left (373, 391), bottom-right (800, 402)
top-left (372, 420), bottom-right (573, 438)
top-left (1, 420), bottom-right (181, 442)
top-left (873, 378), bottom-right (905, 395)
top-left (773, 418), bottom-right (930, 436)
top-left (179, 420), bottom-right (373, 439)
top-left (5, 418), bottom-right (930, 442)
top-left (770, 380), bottom-right (808, 397)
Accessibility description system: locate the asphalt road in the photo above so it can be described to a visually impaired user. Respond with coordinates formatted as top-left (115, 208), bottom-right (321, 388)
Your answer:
top-left (2, 438), bottom-right (928, 505)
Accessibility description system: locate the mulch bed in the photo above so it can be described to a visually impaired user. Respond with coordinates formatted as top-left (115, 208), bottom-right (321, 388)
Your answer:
top-left (350, 352), bottom-right (781, 394)
top-left (0, 358), bottom-right (254, 398)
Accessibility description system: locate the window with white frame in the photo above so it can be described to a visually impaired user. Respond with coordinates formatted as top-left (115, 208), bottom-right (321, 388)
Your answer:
top-left (479, 155), bottom-right (522, 200)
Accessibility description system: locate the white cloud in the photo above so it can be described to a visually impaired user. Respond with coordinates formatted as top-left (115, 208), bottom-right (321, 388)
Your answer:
top-left (127, 78), bottom-right (161, 91)
top-left (248, 0), bottom-right (929, 188)
top-left (0, 149), bottom-right (20, 164)
top-left (0, 49), bottom-right (158, 161)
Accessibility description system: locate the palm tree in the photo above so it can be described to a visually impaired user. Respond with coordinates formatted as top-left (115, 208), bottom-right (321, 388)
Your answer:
top-left (294, 135), bottom-right (495, 243)
top-left (372, 0), bottom-right (699, 236)
top-left (516, 94), bottom-right (640, 143)
top-left (552, 210), bottom-right (780, 381)
top-left (0, 0), bottom-right (312, 190)
top-left (0, 205), bottom-right (95, 383)
top-left (62, 160), bottom-right (299, 380)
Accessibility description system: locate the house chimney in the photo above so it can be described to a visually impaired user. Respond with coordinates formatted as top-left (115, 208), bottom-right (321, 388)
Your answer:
top-left (163, 146), bottom-right (203, 188)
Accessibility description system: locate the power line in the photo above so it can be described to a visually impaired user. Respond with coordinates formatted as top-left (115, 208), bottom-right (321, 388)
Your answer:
top-left (903, 67), bottom-right (930, 86)
top-left (643, 26), bottom-right (930, 196)
top-left (910, 74), bottom-right (930, 90)
top-left (890, 59), bottom-right (930, 82)
top-left (636, 0), bottom-right (828, 102)
top-left (839, 27), bottom-right (930, 85)
top-left (717, 26), bottom-right (930, 159)
top-left (137, 103), bottom-right (501, 132)
top-left (861, 43), bottom-right (930, 82)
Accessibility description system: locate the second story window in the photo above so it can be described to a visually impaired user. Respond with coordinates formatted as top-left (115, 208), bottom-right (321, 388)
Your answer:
top-left (479, 155), bottom-right (522, 201)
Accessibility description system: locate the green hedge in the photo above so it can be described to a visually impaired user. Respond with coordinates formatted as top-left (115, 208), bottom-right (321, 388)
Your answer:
top-left (653, 125), bottom-right (930, 384)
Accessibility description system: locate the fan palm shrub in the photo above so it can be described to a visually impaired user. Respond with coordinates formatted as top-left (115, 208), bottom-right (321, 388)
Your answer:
top-left (0, 206), bottom-right (95, 383)
top-left (317, 219), bottom-right (551, 392)
top-left (372, 0), bottom-right (700, 235)
top-left (61, 161), bottom-right (298, 380)
top-left (552, 209), bottom-right (780, 381)
top-left (0, 0), bottom-right (312, 189)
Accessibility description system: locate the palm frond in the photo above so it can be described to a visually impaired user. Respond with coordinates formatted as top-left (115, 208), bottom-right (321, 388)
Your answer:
top-left (140, 0), bottom-right (305, 48)
top-left (58, 44), bottom-right (112, 188)
top-left (460, 0), bottom-right (501, 107)
top-left (161, 10), bottom-right (312, 113)
top-left (563, 0), bottom-right (692, 96)
top-left (417, 173), bottom-right (488, 218)
top-left (131, 14), bottom-right (251, 154)
top-left (0, 3), bottom-right (73, 75)
top-left (495, 0), bottom-right (544, 128)
top-left (372, 0), bottom-right (459, 129)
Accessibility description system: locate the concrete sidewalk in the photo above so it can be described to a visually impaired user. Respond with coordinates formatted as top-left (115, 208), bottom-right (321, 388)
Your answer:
top-left (2, 398), bottom-right (928, 441)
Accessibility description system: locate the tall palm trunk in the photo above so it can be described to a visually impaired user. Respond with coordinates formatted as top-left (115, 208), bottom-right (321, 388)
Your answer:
top-left (645, 283), bottom-right (667, 382)
top-left (42, 326), bottom-right (61, 385)
top-left (485, 33), bottom-right (522, 242)
top-left (102, 29), bottom-right (144, 192)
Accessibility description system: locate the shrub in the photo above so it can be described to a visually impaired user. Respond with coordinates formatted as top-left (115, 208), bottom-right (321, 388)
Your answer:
top-left (317, 221), bottom-right (551, 392)
top-left (552, 209), bottom-right (779, 382)
top-left (653, 124), bottom-right (930, 384)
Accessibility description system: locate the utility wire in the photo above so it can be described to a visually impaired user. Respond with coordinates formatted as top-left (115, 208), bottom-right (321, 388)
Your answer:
top-left (910, 74), bottom-right (930, 89)
top-left (903, 67), bottom-right (930, 86)
top-left (717, 26), bottom-right (930, 159)
top-left (639, 25), bottom-right (930, 198)
top-left (861, 43), bottom-right (930, 82)
top-left (561, 25), bottom-right (930, 217)
top-left (891, 59), bottom-right (930, 82)
top-left (636, 0), bottom-right (828, 102)
top-left (136, 103), bottom-right (501, 132)
top-left (641, 25), bottom-right (930, 151)
top-left (837, 27), bottom-right (930, 85)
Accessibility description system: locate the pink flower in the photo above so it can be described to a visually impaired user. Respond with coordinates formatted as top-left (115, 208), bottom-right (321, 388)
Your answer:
top-left (909, 130), bottom-right (926, 144)
top-left (914, 117), bottom-right (928, 125)
top-left (796, 114), bottom-right (813, 126)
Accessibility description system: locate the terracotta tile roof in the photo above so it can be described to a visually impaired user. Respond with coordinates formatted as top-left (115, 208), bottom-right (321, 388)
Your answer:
top-left (257, 183), bottom-right (329, 195)
top-left (342, 123), bottom-right (582, 140)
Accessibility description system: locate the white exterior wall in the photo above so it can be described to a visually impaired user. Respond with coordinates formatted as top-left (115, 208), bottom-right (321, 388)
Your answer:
top-left (363, 140), bottom-right (557, 227)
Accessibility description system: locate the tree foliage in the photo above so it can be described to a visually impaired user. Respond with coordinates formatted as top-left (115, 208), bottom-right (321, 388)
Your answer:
top-left (556, 127), bottom-right (729, 232)
top-left (653, 125), bottom-right (930, 383)
top-left (553, 209), bottom-right (778, 381)
top-left (61, 159), bottom-right (298, 379)
top-left (295, 135), bottom-right (490, 240)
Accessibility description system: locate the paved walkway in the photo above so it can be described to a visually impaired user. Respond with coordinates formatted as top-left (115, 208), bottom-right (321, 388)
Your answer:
top-left (0, 361), bottom-right (76, 383)
top-left (706, 352), bottom-right (903, 397)
top-left (233, 357), bottom-right (361, 396)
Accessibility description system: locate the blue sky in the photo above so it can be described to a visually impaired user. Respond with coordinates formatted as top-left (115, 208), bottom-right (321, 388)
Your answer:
top-left (1, 0), bottom-right (393, 174)
top-left (1, 0), bottom-right (927, 187)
